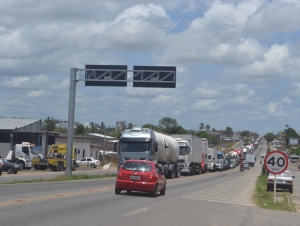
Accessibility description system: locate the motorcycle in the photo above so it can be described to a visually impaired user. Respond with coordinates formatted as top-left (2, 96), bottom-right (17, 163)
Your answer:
top-left (240, 163), bottom-right (244, 172)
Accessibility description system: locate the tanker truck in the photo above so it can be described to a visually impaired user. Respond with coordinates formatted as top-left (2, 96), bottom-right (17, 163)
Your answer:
top-left (171, 134), bottom-right (208, 175)
top-left (118, 127), bottom-right (180, 179)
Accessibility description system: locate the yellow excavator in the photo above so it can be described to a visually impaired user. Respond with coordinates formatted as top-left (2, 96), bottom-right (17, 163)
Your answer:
top-left (32, 144), bottom-right (77, 171)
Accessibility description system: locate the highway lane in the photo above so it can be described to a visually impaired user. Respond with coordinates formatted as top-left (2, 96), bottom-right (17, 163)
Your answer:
top-left (0, 142), bottom-right (299, 226)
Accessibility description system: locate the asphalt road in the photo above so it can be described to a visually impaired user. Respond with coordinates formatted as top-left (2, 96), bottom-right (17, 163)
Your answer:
top-left (0, 142), bottom-right (299, 226)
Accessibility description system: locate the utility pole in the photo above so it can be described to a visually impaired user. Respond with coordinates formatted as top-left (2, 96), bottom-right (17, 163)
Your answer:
top-left (103, 127), bottom-right (106, 164)
top-left (45, 117), bottom-right (49, 156)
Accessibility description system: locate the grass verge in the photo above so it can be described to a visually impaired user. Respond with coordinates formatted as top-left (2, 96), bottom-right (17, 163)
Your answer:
top-left (253, 174), bottom-right (296, 212)
top-left (0, 173), bottom-right (117, 185)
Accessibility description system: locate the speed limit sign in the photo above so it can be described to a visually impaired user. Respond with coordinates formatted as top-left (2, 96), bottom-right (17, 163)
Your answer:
top-left (264, 151), bottom-right (288, 174)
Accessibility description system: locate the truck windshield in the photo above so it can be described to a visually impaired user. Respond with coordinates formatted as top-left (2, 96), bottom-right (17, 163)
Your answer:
top-left (217, 153), bottom-right (223, 159)
top-left (179, 147), bottom-right (188, 155)
top-left (208, 154), bottom-right (212, 160)
top-left (30, 146), bottom-right (39, 155)
top-left (120, 142), bottom-right (151, 153)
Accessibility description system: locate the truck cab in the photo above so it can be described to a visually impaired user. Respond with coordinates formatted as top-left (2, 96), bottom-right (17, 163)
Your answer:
top-left (216, 151), bottom-right (225, 171)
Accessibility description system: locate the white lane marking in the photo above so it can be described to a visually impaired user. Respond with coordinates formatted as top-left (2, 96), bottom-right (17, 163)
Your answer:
top-left (122, 207), bottom-right (151, 217)
top-left (182, 196), bottom-right (256, 207)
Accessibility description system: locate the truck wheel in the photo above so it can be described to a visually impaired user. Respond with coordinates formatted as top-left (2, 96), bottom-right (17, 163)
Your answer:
top-left (190, 165), bottom-right (195, 176)
top-left (7, 168), bottom-right (13, 174)
top-left (151, 185), bottom-right (158, 197)
top-left (57, 162), bottom-right (62, 171)
top-left (175, 166), bottom-right (181, 178)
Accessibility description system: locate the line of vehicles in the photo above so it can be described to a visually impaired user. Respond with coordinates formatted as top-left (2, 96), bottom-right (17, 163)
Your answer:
top-left (115, 127), bottom-right (261, 196)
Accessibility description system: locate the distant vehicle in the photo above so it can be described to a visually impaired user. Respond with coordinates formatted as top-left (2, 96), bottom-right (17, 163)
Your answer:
top-left (172, 134), bottom-right (208, 175)
top-left (32, 144), bottom-right (77, 171)
top-left (242, 161), bottom-right (249, 170)
top-left (207, 146), bottom-right (218, 172)
top-left (0, 158), bottom-right (21, 174)
top-left (76, 157), bottom-right (100, 168)
top-left (115, 160), bottom-right (166, 197)
top-left (267, 171), bottom-right (294, 194)
top-left (290, 155), bottom-right (299, 163)
top-left (5, 142), bottom-right (39, 170)
top-left (118, 127), bottom-right (180, 179)
top-left (246, 154), bottom-right (256, 167)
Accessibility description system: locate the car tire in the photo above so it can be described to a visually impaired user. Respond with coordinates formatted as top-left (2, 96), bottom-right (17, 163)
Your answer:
top-left (289, 188), bottom-right (293, 194)
top-left (151, 185), bottom-right (158, 197)
top-left (13, 171), bottom-right (18, 174)
top-left (160, 184), bottom-right (166, 196)
top-left (115, 187), bottom-right (121, 195)
top-left (90, 164), bottom-right (95, 168)
top-left (7, 168), bottom-right (13, 174)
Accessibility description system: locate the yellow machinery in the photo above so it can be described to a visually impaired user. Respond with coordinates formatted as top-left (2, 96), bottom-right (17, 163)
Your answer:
top-left (32, 144), bottom-right (77, 171)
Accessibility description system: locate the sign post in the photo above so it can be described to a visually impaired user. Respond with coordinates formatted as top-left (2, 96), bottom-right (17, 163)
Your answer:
top-left (264, 151), bottom-right (288, 204)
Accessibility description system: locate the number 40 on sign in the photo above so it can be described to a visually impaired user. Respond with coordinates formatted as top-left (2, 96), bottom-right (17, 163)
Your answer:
top-left (264, 151), bottom-right (288, 175)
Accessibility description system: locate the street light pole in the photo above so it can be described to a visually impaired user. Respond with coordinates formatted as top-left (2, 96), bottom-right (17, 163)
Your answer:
top-left (45, 116), bottom-right (49, 156)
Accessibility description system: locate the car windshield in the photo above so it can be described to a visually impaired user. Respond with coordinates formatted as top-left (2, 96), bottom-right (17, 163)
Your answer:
top-left (120, 142), bottom-right (151, 153)
top-left (123, 162), bottom-right (152, 172)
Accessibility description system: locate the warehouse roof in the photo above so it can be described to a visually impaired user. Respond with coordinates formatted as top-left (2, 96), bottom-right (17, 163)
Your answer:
top-left (0, 118), bottom-right (42, 132)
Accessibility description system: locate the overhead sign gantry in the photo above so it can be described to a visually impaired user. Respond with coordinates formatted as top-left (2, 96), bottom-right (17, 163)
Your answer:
top-left (65, 65), bottom-right (176, 176)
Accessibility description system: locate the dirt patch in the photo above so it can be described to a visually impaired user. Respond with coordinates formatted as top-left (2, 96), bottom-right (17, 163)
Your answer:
top-left (290, 192), bottom-right (300, 212)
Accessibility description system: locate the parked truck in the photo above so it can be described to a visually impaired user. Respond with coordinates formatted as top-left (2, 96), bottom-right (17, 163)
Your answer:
top-left (171, 134), bottom-right (208, 175)
top-left (5, 142), bottom-right (39, 170)
top-left (118, 127), bottom-right (180, 179)
top-left (246, 153), bottom-right (256, 167)
top-left (207, 146), bottom-right (218, 172)
top-left (32, 144), bottom-right (77, 171)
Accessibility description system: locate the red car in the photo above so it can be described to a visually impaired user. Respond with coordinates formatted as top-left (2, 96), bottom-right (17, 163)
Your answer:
top-left (115, 160), bottom-right (166, 197)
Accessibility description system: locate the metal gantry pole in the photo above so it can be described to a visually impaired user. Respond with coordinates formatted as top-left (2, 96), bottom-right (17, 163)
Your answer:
top-left (66, 68), bottom-right (77, 176)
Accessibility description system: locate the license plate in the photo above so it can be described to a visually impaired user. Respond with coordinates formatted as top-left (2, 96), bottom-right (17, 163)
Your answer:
top-left (130, 175), bottom-right (140, 180)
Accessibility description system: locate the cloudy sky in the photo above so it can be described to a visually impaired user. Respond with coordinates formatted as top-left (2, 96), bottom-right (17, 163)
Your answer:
top-left (1, 0), bottom-right (300, 135)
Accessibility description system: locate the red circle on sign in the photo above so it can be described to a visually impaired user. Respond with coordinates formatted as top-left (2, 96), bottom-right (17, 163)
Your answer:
top-left (264, 151), bottom-right (288, 174)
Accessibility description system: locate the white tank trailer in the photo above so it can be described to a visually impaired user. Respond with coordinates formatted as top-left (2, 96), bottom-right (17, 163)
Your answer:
top-left (171, 134), bottom-right (208, 175)
top-left (118, 127), bottom-right (180, 179)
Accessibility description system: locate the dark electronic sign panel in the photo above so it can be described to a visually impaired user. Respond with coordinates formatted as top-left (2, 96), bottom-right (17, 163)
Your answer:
top-left (133, 66), bottom-right (176, 88)
top-left (85, 65), bottom-right (127, 87)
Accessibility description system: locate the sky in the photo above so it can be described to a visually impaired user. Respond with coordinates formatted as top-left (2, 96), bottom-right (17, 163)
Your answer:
top-left (1, 0), bottom-right (300, 135)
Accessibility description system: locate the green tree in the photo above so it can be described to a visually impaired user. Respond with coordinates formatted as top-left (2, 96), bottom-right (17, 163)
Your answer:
top-left (199, 123), bottom-right (205, 130)
top-left (42, 118), bottom-right (56, 131)
top-left (210, 135), bottom-right (220, 146)
top-left (158, 117), bottom-right (179, 134)
top-left (264, 132), bottom-right (276, 143)
top-left (225, 126), bottom-right (233, 137)
top-left (142, 123), bottom-right (160, 131)
top-left (75, 123), bottom-right (85, 135)
top-left (205, 124), bottom-right (211, 131)
top-left (194, 131), bottom-right (210, 139)
top-left (54, 126), bottom-right (67, 134)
